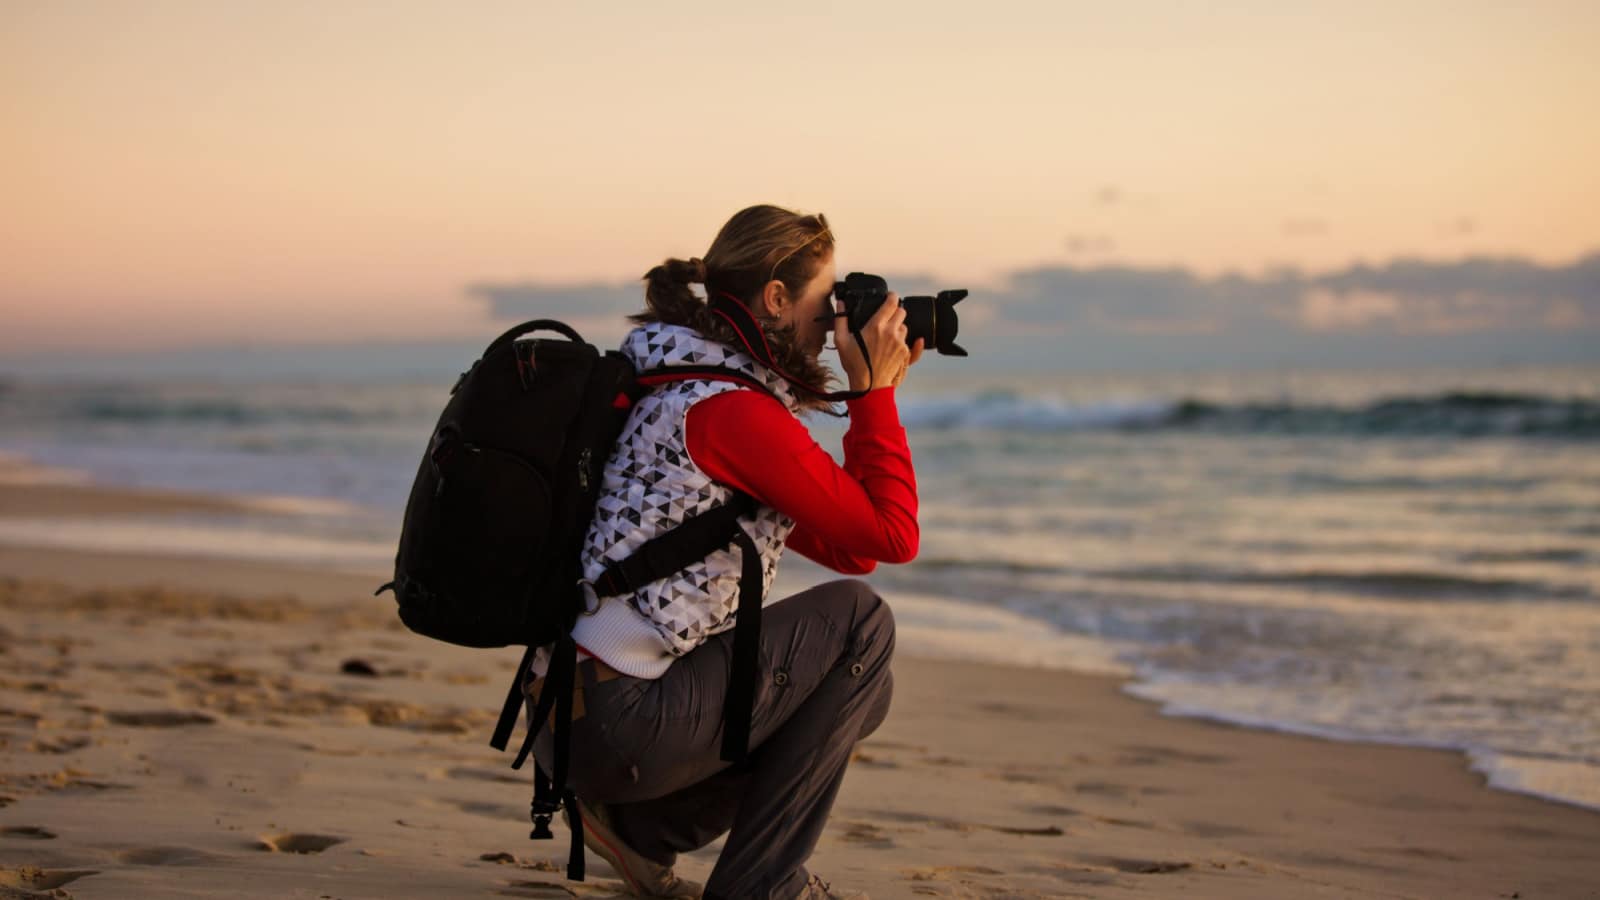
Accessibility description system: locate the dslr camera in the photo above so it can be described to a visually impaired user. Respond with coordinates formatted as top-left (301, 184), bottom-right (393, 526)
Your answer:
top-left (833, 272), bottom-right (968, 357)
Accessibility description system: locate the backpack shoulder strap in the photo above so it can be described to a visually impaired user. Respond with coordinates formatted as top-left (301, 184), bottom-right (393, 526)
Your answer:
top-left (590, 493), bottom-right (758, 599)
top-left (635, 364), bottom-right (783, 406)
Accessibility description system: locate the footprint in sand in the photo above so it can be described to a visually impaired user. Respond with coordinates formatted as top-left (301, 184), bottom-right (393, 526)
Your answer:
top-left (497, 882), bottom-right (577, 898)
top-left (106, 710), bottom-right (216, 727)
top-left (8, 769), bottom-right (131, 794)
top-left (989, 824), bottom-right (1065, 836)
top-left (847, 750), bottom-right (900, 768)
top-left (29, 735), bottom-right (92, 754)
top-left (256, 833), bottom-right (348, 854)
top-left (838, 821), bottom-right (896, 849)
top-left (1091, 856), bottom-right (1193, 874)
top-left (1089, 814), bottom-right (1156, 830)
top-left (1034, 862), bottom-right (1121, 887)
top-left (1, 826), bottom-right (56, 840)
top-left (903, 866), bottom-right (1069, 899)
top-left (0, 707), bottom-right (43, 726)
top-left (479, 852), bottom-right (561, 872)
top-left (1023, 803), bottom-right (1081, 818)
top-left (117, 846), bottom-right (223, 866)
top-left (339, 658), bottom-right (381, 677)
top-left (0, 866), bottom-right (99, 891)
top-left (904, 864), bottom-right (1005, 882)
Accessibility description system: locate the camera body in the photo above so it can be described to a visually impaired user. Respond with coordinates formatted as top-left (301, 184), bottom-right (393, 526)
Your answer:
top-left (833, 272), bottom-right (969, 357)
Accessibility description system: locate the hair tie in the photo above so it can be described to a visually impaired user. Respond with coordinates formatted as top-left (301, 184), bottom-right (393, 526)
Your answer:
top-left (688, 257), bottom-right (707, 284)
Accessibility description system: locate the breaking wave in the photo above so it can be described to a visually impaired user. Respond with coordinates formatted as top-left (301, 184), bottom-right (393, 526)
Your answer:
top-left (899, 390), bottom-right (1600, 438)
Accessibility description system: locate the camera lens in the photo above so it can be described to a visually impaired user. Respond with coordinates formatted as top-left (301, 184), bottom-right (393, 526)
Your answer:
top-left (834, 272), bottom-right (968, 357)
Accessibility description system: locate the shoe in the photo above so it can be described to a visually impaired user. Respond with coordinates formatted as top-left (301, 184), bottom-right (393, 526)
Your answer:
top-left (796, 874), bottom-right (869, 899)
top-left (569, 798), bottom-right (703, 899)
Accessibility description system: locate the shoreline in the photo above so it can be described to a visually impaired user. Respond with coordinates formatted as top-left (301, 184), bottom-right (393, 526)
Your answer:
top-left (3, 474), bottom-right (1600, 896)
top-left (3, 467), bottom-right (1600, 814)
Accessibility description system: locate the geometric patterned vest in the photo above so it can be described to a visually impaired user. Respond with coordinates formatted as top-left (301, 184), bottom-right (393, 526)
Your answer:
top-left (578, 321), bottom-right (801, 659)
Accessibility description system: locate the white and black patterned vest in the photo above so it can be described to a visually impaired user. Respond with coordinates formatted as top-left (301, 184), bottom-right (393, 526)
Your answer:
top-left (578, 322), bottom-right (801, 660)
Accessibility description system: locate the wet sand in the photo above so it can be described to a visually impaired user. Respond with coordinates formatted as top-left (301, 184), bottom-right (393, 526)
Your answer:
top-left (2, 479), bottom-right (1598, 898)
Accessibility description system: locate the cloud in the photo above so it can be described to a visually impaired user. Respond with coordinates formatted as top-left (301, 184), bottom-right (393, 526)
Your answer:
top-left (1313, 255), bottom-right (1598, 304)
top-left (1297, 288), bottom-right (1401, 330)
top-left (999, 265), bottom-right (1232, 336)
top-left (988, 252), bottom-right (1600, 337)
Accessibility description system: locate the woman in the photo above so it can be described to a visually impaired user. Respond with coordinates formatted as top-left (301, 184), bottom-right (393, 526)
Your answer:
top-left (528, 204), bottom-right (921, 900)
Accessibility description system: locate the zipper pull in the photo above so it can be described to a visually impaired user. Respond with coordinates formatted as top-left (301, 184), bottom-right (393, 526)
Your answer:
top-left (577, 448), bottom-right (592, 492)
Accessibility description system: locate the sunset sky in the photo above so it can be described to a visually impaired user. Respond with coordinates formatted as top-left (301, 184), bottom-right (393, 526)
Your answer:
top-left (3, 0), bottom-right (1597, 359)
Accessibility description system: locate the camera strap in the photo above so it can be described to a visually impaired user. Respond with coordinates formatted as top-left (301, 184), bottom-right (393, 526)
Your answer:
top-left (708, 293), bottom-right (871, 403)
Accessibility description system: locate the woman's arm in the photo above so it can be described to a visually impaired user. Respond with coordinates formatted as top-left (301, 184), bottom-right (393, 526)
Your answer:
top-left (684, 387), bottom-right (918, 573)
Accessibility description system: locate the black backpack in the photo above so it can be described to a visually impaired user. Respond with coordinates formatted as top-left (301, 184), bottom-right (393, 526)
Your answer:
top-left (378, 319), bottom-right (773, 880)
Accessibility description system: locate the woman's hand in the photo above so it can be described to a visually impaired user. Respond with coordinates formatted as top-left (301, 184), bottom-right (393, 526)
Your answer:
top-left (835, 293), bottom-right (912, 392)
top-left (892, 338), bottom-right (925, 388)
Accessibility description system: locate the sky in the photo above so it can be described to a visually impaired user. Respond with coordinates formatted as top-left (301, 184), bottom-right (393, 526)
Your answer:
top-left (2, 0), bottom-right (1597, 368)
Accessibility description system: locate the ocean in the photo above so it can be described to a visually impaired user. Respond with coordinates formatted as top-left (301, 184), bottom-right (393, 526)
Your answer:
top-left (1, 362), bottom-right (1597, 811)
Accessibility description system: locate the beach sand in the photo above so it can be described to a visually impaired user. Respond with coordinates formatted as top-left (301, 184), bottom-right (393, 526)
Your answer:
top-left (2, 478), bottom-right (1598, 899)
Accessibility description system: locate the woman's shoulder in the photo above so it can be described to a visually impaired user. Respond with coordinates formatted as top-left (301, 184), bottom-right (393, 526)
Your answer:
top-left (686, 388), bottom-right (806, 453)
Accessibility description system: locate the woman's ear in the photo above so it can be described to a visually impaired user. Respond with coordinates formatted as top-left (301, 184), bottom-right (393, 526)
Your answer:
top-left (758, 279), bottom-right (789, 318)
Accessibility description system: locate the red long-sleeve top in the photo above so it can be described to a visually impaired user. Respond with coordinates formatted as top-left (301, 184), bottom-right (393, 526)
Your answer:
top-left (684, 386), bottom-right (919, 574)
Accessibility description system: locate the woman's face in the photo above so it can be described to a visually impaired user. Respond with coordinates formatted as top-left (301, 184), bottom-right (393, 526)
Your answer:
top-left (774, 253), bottom-right (838, 359)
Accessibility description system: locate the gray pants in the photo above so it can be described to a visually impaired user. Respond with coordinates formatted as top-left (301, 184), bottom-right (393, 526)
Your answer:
top-left (530, 578), bottom-right (896, 900)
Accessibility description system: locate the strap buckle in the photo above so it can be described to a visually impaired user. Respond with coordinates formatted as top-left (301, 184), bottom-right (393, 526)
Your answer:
top-left (576, 579), bottom-right (603, 616)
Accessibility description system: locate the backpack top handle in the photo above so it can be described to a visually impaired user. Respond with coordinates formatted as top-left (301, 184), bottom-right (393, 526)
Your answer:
top-left (485, 319), bottom-right (586, 358)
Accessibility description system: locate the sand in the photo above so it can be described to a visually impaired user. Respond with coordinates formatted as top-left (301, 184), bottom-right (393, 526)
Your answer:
top-left (1, 478), bottom-right (1598, 899)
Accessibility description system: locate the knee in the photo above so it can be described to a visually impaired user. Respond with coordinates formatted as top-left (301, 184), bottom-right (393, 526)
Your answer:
top-left (836, 579), bottom-right (894, 662)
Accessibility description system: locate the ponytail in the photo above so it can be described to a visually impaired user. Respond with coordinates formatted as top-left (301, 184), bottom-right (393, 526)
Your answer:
top-left (634, 257), bottom-right (708, 328)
